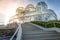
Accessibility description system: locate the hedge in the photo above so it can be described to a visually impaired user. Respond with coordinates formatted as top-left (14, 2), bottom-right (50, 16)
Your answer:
top-left (30, 20), bottom-right (60, 28)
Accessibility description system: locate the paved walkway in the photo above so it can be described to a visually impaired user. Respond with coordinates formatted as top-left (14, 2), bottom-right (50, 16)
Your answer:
top-left (21, 23), bottom-right (60, 40)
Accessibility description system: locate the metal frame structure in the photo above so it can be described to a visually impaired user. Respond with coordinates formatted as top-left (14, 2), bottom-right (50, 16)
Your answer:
top-left (9, 1), bottom-right (57, 23)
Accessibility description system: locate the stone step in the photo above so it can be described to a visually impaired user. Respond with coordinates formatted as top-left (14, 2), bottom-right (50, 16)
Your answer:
top-left (23, 31), bottom-right (58, 35)
top-left (21, 24), bottom-right (42, 31)
top-left (23, 38), bottom-right (60, 40)
top-left (23, 34), bottom-right (60, 39)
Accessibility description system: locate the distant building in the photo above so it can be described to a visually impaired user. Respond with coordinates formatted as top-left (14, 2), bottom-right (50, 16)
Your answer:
top-left (34, 1), bottom-right (57, 21)
top-left (9, 1), bottom-right (57, 23)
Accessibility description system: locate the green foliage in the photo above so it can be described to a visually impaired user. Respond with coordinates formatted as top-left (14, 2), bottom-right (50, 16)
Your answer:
top-left (30, 20), bottom-right (60, 28)
top-left (55, 23), bottom-right (60, 28)
top-left (31, 21), bottom-right (47, 28)
top-left (46, 22), bottom-right (54, 28)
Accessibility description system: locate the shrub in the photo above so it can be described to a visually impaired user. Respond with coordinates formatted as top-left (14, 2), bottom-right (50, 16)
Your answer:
top-left (30, 20), bottom-right (60, 28)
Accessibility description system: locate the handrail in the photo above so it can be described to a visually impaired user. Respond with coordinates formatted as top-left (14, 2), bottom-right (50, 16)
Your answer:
top-left (10, 23), bottom-right (22, 40)
top-left (16, 23), bottom-right (22, 40)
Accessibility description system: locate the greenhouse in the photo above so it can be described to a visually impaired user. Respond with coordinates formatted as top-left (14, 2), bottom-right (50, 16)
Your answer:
top-left (9, 1), bottom-right (57, 23)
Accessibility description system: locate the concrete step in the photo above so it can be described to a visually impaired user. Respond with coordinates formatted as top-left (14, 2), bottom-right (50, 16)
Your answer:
top-left (23, 34), bottom-right (60, 39)
top-left (23, 31), bottom-right (58, 35)
top-left (21, 23), bottom-right (42, 31)
top-left (23, 38), bottom-right (60, 40)
top-left (22, 23), bottom-right (60, 40)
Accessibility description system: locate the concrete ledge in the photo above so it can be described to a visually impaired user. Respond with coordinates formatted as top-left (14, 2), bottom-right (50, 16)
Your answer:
top-left (29, 23), bottom-right (60, 32)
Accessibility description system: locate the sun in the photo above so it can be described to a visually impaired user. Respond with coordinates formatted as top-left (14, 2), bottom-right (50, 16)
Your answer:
top-left (3, 2), bottom-right (25, 25)
top-left (4, 5), bottom-right (18, 25)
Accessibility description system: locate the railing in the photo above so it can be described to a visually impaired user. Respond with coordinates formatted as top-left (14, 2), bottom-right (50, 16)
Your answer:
top-left (16, 23), bottom-right (22, 40)
top-left (10, 23), bottom-right (22, 40)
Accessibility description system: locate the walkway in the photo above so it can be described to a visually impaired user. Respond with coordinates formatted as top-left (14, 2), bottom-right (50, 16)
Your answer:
top-left (21, 23), bottom-right (60, 40)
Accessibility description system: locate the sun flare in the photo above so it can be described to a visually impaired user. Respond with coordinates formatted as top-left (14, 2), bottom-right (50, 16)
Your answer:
top-left (4, 5), bottom-right (18, 25)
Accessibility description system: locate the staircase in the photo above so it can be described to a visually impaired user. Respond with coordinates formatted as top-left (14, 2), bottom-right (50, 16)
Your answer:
top-left (21, 23), bottom-right (60, 40)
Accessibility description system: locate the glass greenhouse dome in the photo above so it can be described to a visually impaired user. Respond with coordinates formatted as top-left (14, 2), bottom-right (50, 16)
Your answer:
top-left (9, 1), bottom-right (57, 23)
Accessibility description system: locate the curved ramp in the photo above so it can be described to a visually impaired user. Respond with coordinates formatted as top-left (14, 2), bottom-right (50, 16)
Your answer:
top-left (21, 23), bottom-right (60, 40)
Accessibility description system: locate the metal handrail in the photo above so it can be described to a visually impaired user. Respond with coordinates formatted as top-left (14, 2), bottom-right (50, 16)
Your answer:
top-left (10, 23), bottom-right (22, 40)
top-left (16, 23), bottom-right (22, 40)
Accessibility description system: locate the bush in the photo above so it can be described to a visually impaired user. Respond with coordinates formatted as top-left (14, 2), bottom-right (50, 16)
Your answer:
top-left (46, 22), bottom-right (54, 28)
top-left (55, 23), bottom-right (60, 28)
top-left (30, 20), bottom-right (60, 28)
top-left (31, 21), bottom-right (46, 28)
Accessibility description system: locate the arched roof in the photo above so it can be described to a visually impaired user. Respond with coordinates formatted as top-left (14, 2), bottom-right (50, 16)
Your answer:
top-left (36, 1), bottom-right (48, 8)
top-left (16, 7), bottom-right (25, 13)
top-left (48, 9), bottom-right (56, 15)
top-left (37, 1), bottom-right (47, 6)
top-left (25, 4), bottom-right (35, 12)
top-left (26, 4), bottom-right (35, 8)
top-left (48, 9), bottom-right (57, 20)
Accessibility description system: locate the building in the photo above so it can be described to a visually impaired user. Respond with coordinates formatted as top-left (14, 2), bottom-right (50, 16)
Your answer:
top-left (9, 1), bottom-right (57, 23)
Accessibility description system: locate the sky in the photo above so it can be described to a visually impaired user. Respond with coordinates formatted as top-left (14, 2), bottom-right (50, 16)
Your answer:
top-left (0, 0), bottom-right (60, 25)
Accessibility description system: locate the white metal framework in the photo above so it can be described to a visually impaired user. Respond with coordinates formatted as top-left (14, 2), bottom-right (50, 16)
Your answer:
top-left (9, 1), bottom-right (57, 23)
